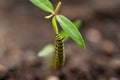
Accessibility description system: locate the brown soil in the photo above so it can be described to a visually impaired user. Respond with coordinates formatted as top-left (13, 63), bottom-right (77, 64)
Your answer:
top-left (0, 0), bottom-right (120, 80)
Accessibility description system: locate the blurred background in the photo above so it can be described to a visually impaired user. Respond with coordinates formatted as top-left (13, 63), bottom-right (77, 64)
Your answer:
top-left (0, 0), bottom-right (120, 80)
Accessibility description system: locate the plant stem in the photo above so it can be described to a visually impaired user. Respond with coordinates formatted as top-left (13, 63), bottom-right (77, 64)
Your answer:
top-left (52, 16), bottom-right (59, 34)
top-left (45, 2), bottom-right (61, 19)
top-left (51, 2), bottom-right (61, 34)
top-left (54, 2), bottom-right (61, 16)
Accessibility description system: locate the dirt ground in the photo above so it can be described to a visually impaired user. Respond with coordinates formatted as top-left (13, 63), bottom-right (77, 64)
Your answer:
top-left (0, 0), bottom-right (120, 80)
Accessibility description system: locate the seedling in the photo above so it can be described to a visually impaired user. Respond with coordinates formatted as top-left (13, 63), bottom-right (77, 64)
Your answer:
top-left (30, 0), bottom-right (85, 69)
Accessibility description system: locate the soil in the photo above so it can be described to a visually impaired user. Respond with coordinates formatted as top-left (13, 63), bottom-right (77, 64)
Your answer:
top-left (0, 0), bottom-right (120, 80)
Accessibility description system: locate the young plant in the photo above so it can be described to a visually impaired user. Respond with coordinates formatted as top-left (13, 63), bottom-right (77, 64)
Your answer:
top-left (30, 0), bottom-right (85, 69)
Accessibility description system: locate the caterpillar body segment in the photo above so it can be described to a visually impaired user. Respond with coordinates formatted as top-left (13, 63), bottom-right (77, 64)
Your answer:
top-left (53, 34), bottom-right (65, 69)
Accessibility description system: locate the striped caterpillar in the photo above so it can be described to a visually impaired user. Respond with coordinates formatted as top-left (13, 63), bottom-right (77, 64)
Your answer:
top-left (53, 34), bottom-right (65, 69)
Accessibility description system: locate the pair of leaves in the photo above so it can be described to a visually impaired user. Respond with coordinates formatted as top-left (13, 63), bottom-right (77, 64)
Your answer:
top-left (38, 20), bottom-right (81, 57)
top-left (30, 0), bottom-right (85, 48)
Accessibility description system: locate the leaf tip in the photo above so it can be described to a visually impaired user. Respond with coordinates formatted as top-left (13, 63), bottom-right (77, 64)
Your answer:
top-left (59, 1), bottom-right (62, 5)
top-left (30, 0), bottom-right (33, 2)
top-left (82, 44), bottom-right (86, 49)
top-left (80, 39), bottom-right (86, 49)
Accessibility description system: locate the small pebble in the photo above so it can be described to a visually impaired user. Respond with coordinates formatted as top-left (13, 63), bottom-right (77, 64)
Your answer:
top-left (101, 40), bottom-right (116, 53)
top-left (0, 64), bottom-right (7, 72)
top-left (47, 75), bottom-right (59, 80)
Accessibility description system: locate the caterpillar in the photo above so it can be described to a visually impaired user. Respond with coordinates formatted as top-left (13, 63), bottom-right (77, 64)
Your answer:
top-left (53, 34), bottom-right (65, 69)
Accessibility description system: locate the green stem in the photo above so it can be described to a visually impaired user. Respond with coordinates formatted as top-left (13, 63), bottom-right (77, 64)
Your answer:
top-left (45, 2), bottom-right (61, 19)
top-left (52, 16), bottom-right (59, 34)
top-left (54, 2), bottom-right (61, 16)
top-left (51, 2), bottom-right (62, 34)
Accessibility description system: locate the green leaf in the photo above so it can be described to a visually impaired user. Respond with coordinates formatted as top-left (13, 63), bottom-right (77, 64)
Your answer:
top-left (61, 20), bottom-right (82, 41)
top-left (38, 44), bottom-right (55, 57)
top-left (30, 0), bottom-right (54, 13)
top-left (73, 20), bottom-right (82, 28)
top-left (38, 44), bottom-right (55, 67)
top-left (56, 15), bottom-right (85, 48)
